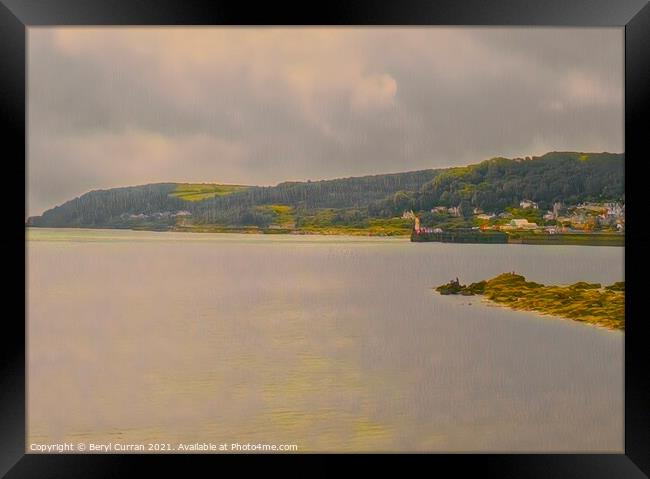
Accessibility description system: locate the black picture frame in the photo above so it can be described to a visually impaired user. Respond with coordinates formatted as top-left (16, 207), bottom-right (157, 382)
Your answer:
top-left (3, 0), bottom-right (649, 476)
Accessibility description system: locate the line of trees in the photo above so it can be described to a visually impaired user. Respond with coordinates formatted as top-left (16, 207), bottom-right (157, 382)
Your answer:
top-left (27, 152), bottom-right (624, 228)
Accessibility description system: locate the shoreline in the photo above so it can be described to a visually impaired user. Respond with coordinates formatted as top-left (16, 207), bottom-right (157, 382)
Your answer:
top-left (26, 225), bottom-right (625, 245)
top-left (25, 225), bottom-right (411, 238)
top-left (477, 296), bottom-right (623, 333)
top-left (25, 226), bottom-right (411, 241)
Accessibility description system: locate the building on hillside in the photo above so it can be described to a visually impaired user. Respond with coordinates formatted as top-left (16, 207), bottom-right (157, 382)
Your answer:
top-left (519, 199), bottom-right (539, 209)
top-left (569, 214), bottom-right (587, 228)
top-left (580, 204), bottom-right (607, 214)
top-left (431, 206), bottom-right (448, 214)
top-left (402, 210), bottom-right (416, 220)
top-left (598, 214), bottom-right (616, 227)
top-left (476, 213), bottom-right (495, 221)
top-left (448, 206), bottom-right (461, 217)
top-left (508, 218), bottom-right (538, 230)
top-left (604, 202), bottom-right (624, 218)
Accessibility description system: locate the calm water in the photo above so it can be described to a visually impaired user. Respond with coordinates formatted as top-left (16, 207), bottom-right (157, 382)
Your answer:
top-left (27, 228), bottom-right (624, 452)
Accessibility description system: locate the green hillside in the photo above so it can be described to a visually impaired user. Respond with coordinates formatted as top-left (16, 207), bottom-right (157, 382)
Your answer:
top-left (26, 151), bottom-right (624, 234)
top-left (170, 183), bottom-right (250, 201)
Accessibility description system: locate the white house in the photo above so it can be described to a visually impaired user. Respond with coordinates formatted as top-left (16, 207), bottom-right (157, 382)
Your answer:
top-left (519, 199), bottom-right (538, 209)
top-left (448, 206), bottom-right (461, 217)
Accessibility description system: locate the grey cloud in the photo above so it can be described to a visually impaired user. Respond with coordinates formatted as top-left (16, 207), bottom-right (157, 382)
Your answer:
top-left (28, 27), bottom-right (623, 216)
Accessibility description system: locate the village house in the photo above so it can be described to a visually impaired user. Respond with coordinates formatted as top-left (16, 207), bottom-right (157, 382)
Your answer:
top-left (543, 211), bottom-right (555, 221)
top-left (502, 218), bottom-right (539, 230)
top-left (605, 202), bottom-right (624, 217)
top-left (598, 213), bottom-right (616, 226)
top-left (569, 214), bottom-right (587, 228)
top-left (519, 200), bottom-right (537, 209)
top-left (578, 203), bottom-right (608, 214)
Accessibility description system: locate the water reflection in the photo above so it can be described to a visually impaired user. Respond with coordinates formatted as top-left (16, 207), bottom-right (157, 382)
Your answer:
top-left (27, 229), bottom-right (623, 452)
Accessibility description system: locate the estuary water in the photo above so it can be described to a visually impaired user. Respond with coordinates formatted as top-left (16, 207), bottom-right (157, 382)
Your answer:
top-left (26, 228), bottom-right (624, 452)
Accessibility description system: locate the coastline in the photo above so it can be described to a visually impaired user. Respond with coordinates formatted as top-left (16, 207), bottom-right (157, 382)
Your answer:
top-left (26, 225), bottom-right (625, 244)
top-left (435, 273), bottom-right (624, 331)
top-left (477, 296), bottom-right (623, 333)
top-left (26, 224), bottom-right (412, 237)
top-left (25, 227), bottom-right (412, 243)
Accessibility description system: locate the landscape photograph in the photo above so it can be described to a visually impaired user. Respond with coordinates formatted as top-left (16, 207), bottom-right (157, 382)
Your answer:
top-left (26, 27), bottom-right (624, 453)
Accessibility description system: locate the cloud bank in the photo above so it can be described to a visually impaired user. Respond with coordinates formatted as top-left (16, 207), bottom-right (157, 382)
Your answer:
top-left (28, 27), bottom-right (623, 215)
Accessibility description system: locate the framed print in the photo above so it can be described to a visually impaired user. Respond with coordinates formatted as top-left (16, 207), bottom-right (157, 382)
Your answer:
top-left (2, 0), bottom-right (649, 476)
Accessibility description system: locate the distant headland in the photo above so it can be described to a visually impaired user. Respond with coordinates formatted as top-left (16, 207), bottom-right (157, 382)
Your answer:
top-left (27, 151), bottom-right (624, 242)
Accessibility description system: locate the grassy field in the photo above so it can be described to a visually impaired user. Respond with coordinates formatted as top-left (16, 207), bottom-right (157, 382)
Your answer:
top-left (172, 224), bottom-right (267, 234)
top-left (256, 205), bottom-right (296, 228)
top-left (435, 273), bottom-right (624, 330)
top-left (367, 218), bottom-right (412, 235)
top-left (294, 211), bottom-right (411, 236)
top-left (169, 183), bottom-right (249, 201)
top-left (297, 218), bottom-right (411, 236)
top-left (295, 227), bottom-right (407, 236)
top-left (172, 223), bottom-right (410, 237)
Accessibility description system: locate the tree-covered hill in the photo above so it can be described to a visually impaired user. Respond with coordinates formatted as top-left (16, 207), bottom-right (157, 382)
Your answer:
top-left (371, 151), bottom-right (624, 217)
top-left (27, 151), bottom-right (623, 231)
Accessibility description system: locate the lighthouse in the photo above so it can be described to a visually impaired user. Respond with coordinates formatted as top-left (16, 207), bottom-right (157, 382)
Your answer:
top-left (414, 216), bottom-right (421, 233)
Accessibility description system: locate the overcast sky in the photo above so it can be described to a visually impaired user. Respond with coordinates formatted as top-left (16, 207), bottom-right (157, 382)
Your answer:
top-left (28, 27), bottom-right (623, 216)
